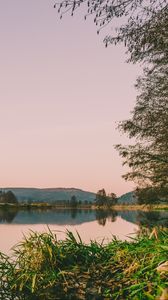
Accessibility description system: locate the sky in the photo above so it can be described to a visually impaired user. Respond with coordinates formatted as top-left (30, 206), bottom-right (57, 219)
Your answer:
top-left (0, 0), bottom-right (141, 196)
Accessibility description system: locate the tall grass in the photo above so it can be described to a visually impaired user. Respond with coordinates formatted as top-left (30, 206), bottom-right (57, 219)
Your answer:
top-left (0, 229), bottom-right (167, 299)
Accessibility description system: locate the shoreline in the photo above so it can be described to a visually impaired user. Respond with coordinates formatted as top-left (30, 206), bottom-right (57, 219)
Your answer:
top-left (0, 203), bottom-right (167, 211)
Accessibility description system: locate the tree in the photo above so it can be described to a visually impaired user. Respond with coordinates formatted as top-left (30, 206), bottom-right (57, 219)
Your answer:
top-left (55, 0), bottom-right (167, 63)
top-left (95, 189), bottom-right (107, 206)
top-left (55, 0), bottom-right (168, 203)
top-left (95, 189), bottom-right (117, 206)
top-left (0, 191), bottom-right (18, 204)
top-left (107, 192), bottom-right (118, 206)
top-left (116, 64), bottom-right (168, 203)
top-left (70, 195), bottom-right (78, 207)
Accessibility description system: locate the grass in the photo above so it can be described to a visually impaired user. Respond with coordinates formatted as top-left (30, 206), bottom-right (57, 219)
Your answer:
top-left (0, 228), bottom-right (167, 300)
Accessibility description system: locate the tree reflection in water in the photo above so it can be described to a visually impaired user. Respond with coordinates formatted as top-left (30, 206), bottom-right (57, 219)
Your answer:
top-left (70, 208), bottom-right (78, 219)
top-left (95, 210), bottom-right (118, 226)
top-left (0, 207), bottom-right (167, 228)
top-left (138, 211), bottom-right (168, 228)
top-left (0, 207), bottom-right (18, 223)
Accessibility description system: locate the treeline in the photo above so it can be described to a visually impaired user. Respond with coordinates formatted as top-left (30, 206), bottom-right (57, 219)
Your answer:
top-left (0, 190), bottom-right (119, 208)
top-left (0, 192), bottom-right (94, 207)
top-left (26, 197), bottom-right (93, 207)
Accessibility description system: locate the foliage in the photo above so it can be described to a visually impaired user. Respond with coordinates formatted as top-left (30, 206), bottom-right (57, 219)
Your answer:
top-left (54, 0), bottom-right (168, 63)
top-left (116, 61), bottom-right (168, 203)
top-left (135, 187), bottom-right (167, 205)
top-left (95, 189), bottom-right (117, 206)
top-left (0, 229), bottom-right (168, 299)
top-left (70, 195), bottom-right (78, 207)
top-left (0, 191), bottom-right (18, 204)
top-left (95, 188), bottom-right (107, 206)
top-left (107, 192), bottom-right (118, 206)
top-left (54, 1), bottom-right (168, 204)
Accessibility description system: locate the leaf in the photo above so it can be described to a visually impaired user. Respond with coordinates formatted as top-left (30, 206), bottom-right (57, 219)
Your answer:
top-left (159, 245), bottom-right (168, 251)
top-left (32, 274), bottom-right (37, 293)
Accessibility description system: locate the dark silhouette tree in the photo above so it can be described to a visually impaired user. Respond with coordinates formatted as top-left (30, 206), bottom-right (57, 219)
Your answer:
top-left (55, 0), bottom-right (168, 204)
top-left (95, 189), bottom-right (107, 206)
top-left (55, 0), bottom-right (167, 63)
top-left (70, 195), bottom-right (78, 207)
top-left (107, 192), bottom-right (118, 206)
top-left (0, 191), bottom-right (18, 205)
top-left (116, 63), bottom-right (168, 203)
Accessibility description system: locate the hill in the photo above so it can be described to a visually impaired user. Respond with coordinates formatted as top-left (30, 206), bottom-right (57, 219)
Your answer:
top-left (117, 191), bottom-right (137, 205)
top-left (1, 188), bottom-right (138, 205)
top-left (1, 188), bottom-right (96, 204)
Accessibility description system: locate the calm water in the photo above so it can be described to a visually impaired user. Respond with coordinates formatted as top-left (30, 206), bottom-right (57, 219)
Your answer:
top-left (0, 207), bottom-right (168, 254)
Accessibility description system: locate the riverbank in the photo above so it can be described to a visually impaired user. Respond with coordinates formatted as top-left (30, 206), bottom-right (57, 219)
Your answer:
top-left (0, 229), bottom-right (167, 300)
top-left (112, 204), bottom-right (168, 211)
top-left (0, 202), bottom-right (168, 211)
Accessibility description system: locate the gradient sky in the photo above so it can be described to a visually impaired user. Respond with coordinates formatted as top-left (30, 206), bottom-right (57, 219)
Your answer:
top-left (0, 0), bottom-right (141, 196)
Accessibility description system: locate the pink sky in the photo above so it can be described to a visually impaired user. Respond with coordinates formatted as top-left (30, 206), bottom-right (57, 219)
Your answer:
top-left (0, 0), bottom-right (141, 196)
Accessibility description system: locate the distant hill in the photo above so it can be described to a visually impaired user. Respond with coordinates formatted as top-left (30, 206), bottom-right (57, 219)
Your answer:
top-left (1, 188), bottom-right (96, 203)
top-left (117, 191), bottom-right (137, 205)
top-left (0, 188), bottom-right (138, 205)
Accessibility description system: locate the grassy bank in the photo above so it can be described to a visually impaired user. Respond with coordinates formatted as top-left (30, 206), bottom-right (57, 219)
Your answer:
top-left (0, 229), bottom-right (167, 300)
top-left (113, 204), bottom-right (168, 211)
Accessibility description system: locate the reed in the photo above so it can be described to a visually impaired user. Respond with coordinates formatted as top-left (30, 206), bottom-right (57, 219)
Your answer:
top-left (0, 228), bottom-right (167, 299)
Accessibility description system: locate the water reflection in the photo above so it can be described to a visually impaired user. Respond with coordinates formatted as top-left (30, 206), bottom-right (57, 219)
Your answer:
top-left (0, 207), bottom-right (168, 255)
top-left (0, 207), bottom-right (167, 228)
top-left (95, 209), bottom-right (117, 226)
top-left (70, 209), bottom-right (78, 219)
top-left (137, 211), bottom-right (168, 228)
top-left (0, 207), bottom-right (18, 223)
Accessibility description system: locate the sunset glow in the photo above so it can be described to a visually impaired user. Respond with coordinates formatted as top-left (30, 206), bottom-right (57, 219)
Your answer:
top-left (0, 0), bottom-right (140, 195)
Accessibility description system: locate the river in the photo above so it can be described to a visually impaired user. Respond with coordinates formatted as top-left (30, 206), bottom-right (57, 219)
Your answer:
top-left (0, 207), bottom-right (167, 255)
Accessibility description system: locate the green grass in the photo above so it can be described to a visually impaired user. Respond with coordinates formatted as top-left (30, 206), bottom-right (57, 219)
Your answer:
top-left (0, 228), bottom-right (167, 299)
